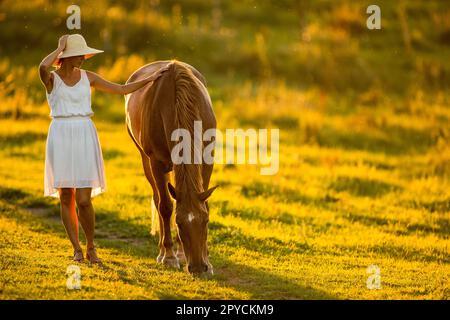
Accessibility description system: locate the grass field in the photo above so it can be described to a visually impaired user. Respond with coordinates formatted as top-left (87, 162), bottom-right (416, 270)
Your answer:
top-left (0, 0), bottom-right (449, 299)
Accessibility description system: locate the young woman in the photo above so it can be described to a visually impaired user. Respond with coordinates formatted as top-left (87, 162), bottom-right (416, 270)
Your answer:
top-left (39, 34), bottom-right (170, 264)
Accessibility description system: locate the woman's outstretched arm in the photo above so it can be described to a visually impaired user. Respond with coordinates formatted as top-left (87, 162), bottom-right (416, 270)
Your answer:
top-left (38, 35), bottom-right (68, 92)
top-left (86, 64), bottom-right (171, 95)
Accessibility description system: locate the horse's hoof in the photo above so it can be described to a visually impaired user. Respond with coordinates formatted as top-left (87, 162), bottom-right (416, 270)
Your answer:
top-left (208, 266), bottom-right (214, 276)
top-left (176, 251), bottom-right (187, 265)
top-left (156, 254), bottom-right (164, 264)
top-left (162, 256), bottom-right (180, 269)
top-left (205, 264), bottom-right (214, 276)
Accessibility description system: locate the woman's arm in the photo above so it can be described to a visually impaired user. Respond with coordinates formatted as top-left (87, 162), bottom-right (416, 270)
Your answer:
top-left (86, 65), bottom-right (171, 95)
top-left (39, 35), bottom-right (68, 92)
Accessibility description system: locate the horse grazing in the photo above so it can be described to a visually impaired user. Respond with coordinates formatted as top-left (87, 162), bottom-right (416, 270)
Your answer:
top-left (125, 60), bottom-right (217, 275)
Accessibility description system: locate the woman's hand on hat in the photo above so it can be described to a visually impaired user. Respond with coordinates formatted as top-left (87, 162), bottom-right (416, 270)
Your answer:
top-left (58, 35), bottom-right (69, 50)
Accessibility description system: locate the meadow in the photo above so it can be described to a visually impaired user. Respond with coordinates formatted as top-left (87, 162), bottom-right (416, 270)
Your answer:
top-left (0, 0), bottom-right (449, 299)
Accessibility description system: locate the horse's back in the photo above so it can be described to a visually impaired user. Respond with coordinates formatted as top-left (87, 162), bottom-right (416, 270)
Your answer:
top-left (125, 60), bottom-right (214, 169)
top-left (126, 60), bottom-right (207, 87)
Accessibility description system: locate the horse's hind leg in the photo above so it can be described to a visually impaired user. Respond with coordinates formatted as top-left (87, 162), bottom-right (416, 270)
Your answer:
top-left (129, 126), bottom-right (176, 266)
top-left (149, 157), bottom-right (179, 268)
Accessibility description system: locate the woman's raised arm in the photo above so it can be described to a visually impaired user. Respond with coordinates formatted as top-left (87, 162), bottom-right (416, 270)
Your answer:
top-left (86, 64), bottom-right (171, 95)
top-left (39, 35), bottom-right (68, 92)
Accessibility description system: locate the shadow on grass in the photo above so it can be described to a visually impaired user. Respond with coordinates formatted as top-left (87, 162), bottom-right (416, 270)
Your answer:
top-left (0, 132), bottom-right (47, 149)
top-left (209, 221), bottom-right (311, 257)
top-left (344, 212), bottom-right (450, 240)
top-left (240, 182), bottom-right (340, 206)
top-left (211, 256), bottom-right (336, 299)
top-left (102, 148), bottom-right (126, 160)
top-left (300, 154), bottom-right (397, 172)
top-left (0, 186), bottom-right (158, 259)
top-left (212, 199), bottom-right (339, 235)
top-left (0, 187), bottom-right (29, 202)
top-left (410, 198), bottom-right (450, 213)
top-left (213, 199), bottom-right (306, 225)
top-left (328, 176), bottom-right (402, 198)
top-left (2, 186), bottom-right (446, 298)
top-left (1, 187), bottom-right (311, 261)
top-left (334, 243), bottom-right (450, 264)
top-left (2, 186), bottom-right (447, 265)
top-left (402, 220), bottom-right (450, 238)
top-left (239, 114), bottom-right (299, 130)
top-left (154, 291), bottom-right (189, 299)
top-left (0, 186), bottom-right (336, 299)
top-left (316, 124), bottom-right (436, 156)
top-left (5, 150), bottom-right (44, 161)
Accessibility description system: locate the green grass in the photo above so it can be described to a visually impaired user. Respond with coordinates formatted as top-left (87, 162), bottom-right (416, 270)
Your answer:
top-left (0, 99), bottom-right (449, 299)
top-left (0, 0), bottom-right (450, 300)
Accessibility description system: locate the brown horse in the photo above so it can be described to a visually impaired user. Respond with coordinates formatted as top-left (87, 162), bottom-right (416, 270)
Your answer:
top-left (125, 60), bottom-right (217, 275)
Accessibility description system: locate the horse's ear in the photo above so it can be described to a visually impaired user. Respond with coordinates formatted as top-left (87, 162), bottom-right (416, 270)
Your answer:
top-left (198, 185), bottom-right (219, 202)
top-left (167, 182), bottom-right (177, 200)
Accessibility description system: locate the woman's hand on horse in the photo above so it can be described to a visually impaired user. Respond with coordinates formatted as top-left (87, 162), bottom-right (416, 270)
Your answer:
top-left (148, 65), bottom-right (171, 81)
top-left (85, 63), bottom-right (173, 95)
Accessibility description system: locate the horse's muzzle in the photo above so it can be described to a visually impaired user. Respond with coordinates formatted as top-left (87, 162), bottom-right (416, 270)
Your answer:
top-left (188, 262), bottom-right (209, 274)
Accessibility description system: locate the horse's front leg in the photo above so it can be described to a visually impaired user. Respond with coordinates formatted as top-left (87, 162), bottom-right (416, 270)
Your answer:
top-left (149, 157), bottom-right (179, 269)
top-left (138, 150), bottom-right (165, 263)
top-left (201, 162), bottom-right (214, 271)
top-left (139, 150), bottom-right (177, 267)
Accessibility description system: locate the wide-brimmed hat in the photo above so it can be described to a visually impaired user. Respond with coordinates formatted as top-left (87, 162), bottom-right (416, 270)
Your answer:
top-left (53, 34), bottom-right (103, 66)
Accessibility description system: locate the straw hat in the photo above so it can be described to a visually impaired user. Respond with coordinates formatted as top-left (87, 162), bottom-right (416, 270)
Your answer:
top-left (53, 34), bottom-right (103, 66)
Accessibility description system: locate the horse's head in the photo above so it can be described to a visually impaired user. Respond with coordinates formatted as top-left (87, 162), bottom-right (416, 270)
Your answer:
top-left (168, 182), bottom-right (217, 275)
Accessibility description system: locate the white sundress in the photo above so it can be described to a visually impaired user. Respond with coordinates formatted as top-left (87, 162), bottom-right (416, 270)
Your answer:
top-left (44, 69), bottom-right (107, 198)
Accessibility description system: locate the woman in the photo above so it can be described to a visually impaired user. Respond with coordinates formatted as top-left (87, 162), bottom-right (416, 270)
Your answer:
top-left (38, 34), bottom-right (169, 264)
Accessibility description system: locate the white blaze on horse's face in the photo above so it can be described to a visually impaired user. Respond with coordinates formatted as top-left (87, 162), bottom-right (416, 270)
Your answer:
top-left (187, 212), bottom-right (195, 223)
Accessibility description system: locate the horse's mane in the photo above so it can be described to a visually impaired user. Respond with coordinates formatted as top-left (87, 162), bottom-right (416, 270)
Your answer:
top-left (172, 61), bottom-right (204, 195)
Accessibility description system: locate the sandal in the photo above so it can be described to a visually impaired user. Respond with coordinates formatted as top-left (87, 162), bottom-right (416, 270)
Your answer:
top-left (86, 246), bottom-right (102, 265)
top-left (73, 248), bottom-right (84, 262)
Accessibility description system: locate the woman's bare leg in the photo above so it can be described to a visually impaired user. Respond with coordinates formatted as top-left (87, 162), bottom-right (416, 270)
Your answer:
top-left (75, 188), bottom-right (100, 262)
top-left (58, 188), bottom-right (82, 254)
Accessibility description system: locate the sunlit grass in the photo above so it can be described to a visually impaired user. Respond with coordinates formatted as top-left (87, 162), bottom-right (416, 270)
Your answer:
top-left (1, 0), bottom-right (449, 300)
top-left (0, 81), bottom-right (449, 299)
